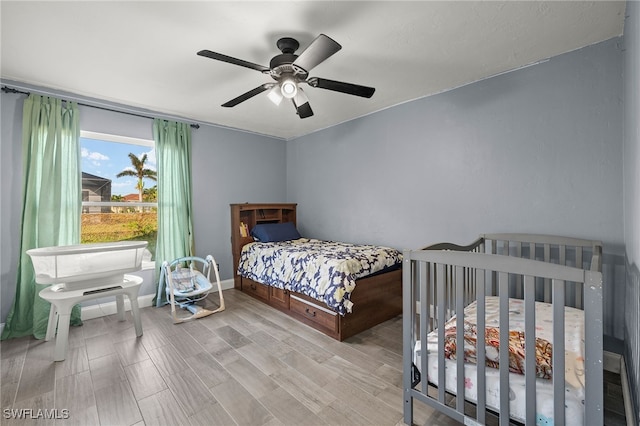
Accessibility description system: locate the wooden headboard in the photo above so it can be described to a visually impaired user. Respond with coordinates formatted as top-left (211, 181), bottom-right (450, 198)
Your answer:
top-left (230, 203), bottom-right (297, 289)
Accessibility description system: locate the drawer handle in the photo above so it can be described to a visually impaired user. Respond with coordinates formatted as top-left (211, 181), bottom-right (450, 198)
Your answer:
top-left (305, 308), bottom-right (316, 317)
top-left (250, 284), bottom-right (257, 290)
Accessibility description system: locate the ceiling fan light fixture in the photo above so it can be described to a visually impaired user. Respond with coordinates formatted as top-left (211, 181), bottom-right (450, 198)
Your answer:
top-left (280, 77), bottom-right (298, 99)
top-left (266, 85), bottom-right (283, 105)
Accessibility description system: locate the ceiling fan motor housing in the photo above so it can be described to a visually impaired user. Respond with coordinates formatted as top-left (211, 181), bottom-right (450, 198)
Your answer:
top-left (276, 37), bottom-right (299, 54)
top-left (269, 54), bottom-right (298, 71)
top-left (270, 38), bottom-right (308, 80)
top-left (270, 56), bottom-right (308, 81)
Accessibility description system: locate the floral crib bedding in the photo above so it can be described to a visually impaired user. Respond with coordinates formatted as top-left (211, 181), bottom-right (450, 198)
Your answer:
top-left (237, 238), bottom-right (403, 315)
top-left (414, 296), bottom-right (586, 426)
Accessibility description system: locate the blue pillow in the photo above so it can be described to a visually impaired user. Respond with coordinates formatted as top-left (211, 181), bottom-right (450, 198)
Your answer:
top-left (251, 222), bottom-right (301, 242)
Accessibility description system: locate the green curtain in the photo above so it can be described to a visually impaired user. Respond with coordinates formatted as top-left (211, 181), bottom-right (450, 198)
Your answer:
top-left (1, 95), bottom-right (82, 340)
top-left (153, 119), bottom-right (194, 306)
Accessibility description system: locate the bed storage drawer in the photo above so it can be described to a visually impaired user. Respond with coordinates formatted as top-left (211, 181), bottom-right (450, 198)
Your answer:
top-left (269, 287), bottom-right (290, 310)
top-left (290, 295), bottom-right (338, 334)
top-left (242, 278), bottom-right (269, 303)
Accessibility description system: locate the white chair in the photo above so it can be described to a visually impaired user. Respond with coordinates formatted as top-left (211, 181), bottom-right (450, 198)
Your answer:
top-left (159, 255), bottom-right (225, 323)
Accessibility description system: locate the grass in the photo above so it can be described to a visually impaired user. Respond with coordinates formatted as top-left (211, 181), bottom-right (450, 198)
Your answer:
top-left (81, 211), bottom-right (157, 259)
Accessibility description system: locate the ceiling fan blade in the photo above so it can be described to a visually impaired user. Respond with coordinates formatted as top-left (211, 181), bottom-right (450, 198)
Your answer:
top-left (292, 34), bottom-right (341, 72)
top-left (292, 89), bottom-right (313, 119)
top-left (222, 84), bottom-right (270, 107)
top-left (197, 50), bottom-right (269, 73)
top-left (307, 77), bottom-right (375, 98)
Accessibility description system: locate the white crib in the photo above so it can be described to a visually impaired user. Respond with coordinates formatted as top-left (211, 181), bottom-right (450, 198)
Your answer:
top-left (402, 234), bottom-right (603, 426)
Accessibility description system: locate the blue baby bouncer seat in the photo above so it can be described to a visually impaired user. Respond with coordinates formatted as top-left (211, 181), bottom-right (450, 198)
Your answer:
top-left (157, 255), bottom-right (225, 323)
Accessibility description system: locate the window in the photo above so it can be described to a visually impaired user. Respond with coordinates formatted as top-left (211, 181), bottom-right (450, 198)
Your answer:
top-left (80, 131), bottom-right (157, 261)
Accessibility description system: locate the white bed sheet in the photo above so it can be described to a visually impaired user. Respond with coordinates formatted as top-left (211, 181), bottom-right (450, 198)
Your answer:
top-left (414, 296), bottom-right (586, 426)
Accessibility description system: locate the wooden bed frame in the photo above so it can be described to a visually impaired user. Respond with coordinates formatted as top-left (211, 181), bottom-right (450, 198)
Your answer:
top-left (403, 233), bottom-right (604, 426)
top-left (230, 203), bottom-right (402, 341)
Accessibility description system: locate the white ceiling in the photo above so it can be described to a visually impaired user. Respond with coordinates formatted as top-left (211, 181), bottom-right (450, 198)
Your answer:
top-left (1, 1), bottom-right (626, 140)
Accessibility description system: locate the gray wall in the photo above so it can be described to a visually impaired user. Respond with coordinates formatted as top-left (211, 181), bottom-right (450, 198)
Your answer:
top-left (0, 87), bottom-right (286, 323)
top-left (287, 38), bottom-right (625, 339)
top-left (190, 122), bottom-right (287, 280)
top-left (623, 1), bottom-right (640, 421)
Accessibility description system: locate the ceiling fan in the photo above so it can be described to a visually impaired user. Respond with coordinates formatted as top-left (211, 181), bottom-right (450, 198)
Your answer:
top-left (197, 34), bottom-right (375, 119)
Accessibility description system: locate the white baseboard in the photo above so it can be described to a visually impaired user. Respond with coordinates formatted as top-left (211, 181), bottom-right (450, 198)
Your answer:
top-left (80, 293), bottom-right (155, 321)
top-left (604, 350), bottom-right (621, 373)
top-left (605, 351), bottom-right (636, 426)
top-left (219, 278), bottom-right (234, 291)
top-left (80, 278), bottom-right (234, 321)
top-left (620, 356), bottom-right (637, 426)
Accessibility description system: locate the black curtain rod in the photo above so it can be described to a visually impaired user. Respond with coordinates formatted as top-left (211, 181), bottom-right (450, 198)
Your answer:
top-left (1, 86), bottom-right (200, 129)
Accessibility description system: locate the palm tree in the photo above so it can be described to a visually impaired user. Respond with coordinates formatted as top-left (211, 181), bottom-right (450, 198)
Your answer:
top-left (143, 185), bottom-right (157, 202)
top-left (116, 153), bottom-right (157, 202)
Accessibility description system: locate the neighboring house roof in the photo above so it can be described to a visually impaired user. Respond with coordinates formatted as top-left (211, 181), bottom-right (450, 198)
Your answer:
top-left (82, 171), bottom-right (111, 183)
top-left (122, 193), bottom-right (139, 202)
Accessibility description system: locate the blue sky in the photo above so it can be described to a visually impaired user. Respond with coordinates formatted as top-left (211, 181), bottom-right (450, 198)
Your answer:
top-left (80, 137), bottom-right (156, 197)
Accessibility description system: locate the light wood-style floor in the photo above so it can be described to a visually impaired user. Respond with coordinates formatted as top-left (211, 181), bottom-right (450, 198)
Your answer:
top-left (0, 289), bottom-right (626, 426)
top-left (1, 289), bottom-right (459, 426)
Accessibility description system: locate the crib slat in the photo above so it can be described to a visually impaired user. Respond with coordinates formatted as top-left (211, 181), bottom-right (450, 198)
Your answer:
top-left (515, 243), bottom-right (522, 299)
top-left (429, 261), bottom-right (435, 330)
top-left (560, 245), bottom-right (574, 306)
top-left (437, 263), bottom-right (446, 404)
top-left (576, 248), bottom-right (583, 308)
top-left (420, 261), bottom-right (429, 395)
top-left (491, 240), bottom-right (497, 295)
top-left (471, 261), bottom-right (477, 300)
top-left (576, 247), bottom-right (583, 268)
top-left (469, 266), bottom-right (473, 304)
top-left (524, 275), bottom-right (536, 425)
top-left (553, 279), bottom-right (566, 426)
top-left (455, 266), bottom-right (465, 414)
top-left (544, 244), bottom-right (551, 262)
top-left (584, 269), bottom-right (604, 425)
top-left (544, 244), bottom-right (551, 302)
top-left (499, 272), bottom-right (510, 426)
top-left (449, 264), bottom-right (455, 320)
top-left (476, 270), bottom-right (486, 425)
top-left (402, 253), bottom-right (414, 425)
top-left (445, 265), bottom-right (450, 321)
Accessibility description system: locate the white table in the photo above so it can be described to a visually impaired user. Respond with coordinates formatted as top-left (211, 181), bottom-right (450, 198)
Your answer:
top-left (39, 274), bottom-right (143, 361)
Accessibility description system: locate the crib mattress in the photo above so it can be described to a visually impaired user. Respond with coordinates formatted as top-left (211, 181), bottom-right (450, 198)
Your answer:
top-left (414, 296), bottom-right (585, 425)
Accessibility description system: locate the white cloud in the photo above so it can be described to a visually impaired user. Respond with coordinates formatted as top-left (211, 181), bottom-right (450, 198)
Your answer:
top-left (81, 147), bottom-right (109, 161)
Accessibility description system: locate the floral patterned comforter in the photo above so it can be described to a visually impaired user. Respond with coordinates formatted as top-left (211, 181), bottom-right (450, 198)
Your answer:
top-left (442, 321), bottom-right (554, 380)
top-left (237, 238), bottom-right (402, 315)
